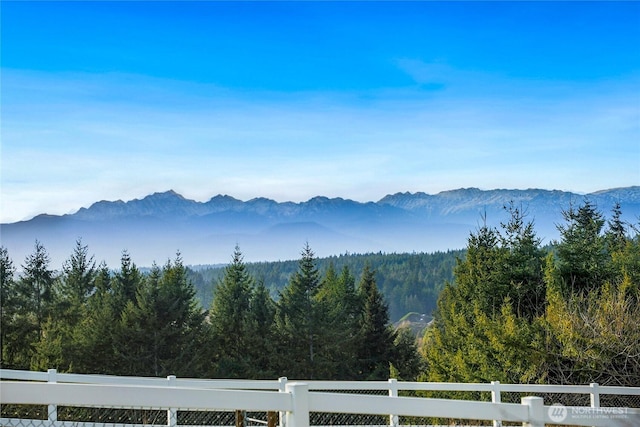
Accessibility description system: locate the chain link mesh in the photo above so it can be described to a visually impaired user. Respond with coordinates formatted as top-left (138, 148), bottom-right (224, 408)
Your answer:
top-left (1, 406), bottom-right (275, 427)
top-left (310, 388), bottom-right (388, 426)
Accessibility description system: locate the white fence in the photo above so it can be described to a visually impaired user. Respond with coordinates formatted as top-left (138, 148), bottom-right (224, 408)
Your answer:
top-left (1, 369), bottom-right (639, 427)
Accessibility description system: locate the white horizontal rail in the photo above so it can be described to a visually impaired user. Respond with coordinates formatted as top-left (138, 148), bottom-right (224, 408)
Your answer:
top-left (496, 383), bottom-right (640, 395)
top-left (0, 369), bottom-right (281, 390)
top-left (2, 379), bottom-right (640, 427)
top-left (2, 369), bottom-right (639, 399)
top-left (308, 392), bottom-right (528, 421)
top-left (0, 382), bottom-right (293, 412)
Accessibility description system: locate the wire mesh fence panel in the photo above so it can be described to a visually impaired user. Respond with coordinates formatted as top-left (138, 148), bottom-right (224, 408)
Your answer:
top-left (309, 388), bottom-right (389, 426)
top-left (57, 406), bottom-right (167, 424)
top-left (0, 404), bottom-right (48, 421)
top-left (600, 393), bottom-right (640, 408)
top-left (178, 410), bottom-right (236, 426)
top-left (310, 412), bottom-right (387, 426)
top-left (1, 408), bottom-right (275, 427)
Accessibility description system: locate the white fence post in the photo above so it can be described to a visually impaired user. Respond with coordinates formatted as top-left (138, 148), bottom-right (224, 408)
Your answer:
top-left (590, 382), bottom-right (600, 408)
top-left (285, 383), bottom-right (309, 427)
top-left (521, 396), bottom-right (544, 427)
top-left (388, 379), bottom-right (399, 427)
top-left (278, 377), bottom-right (288, 427)
top-left (491, 381), bottom-right (502, 427)
top-left (589, 383), bottom-right (600, 427)
top-left (167, 375), bottom-right (177, 427)
top-left (47, 369), bottom-right (57, 423)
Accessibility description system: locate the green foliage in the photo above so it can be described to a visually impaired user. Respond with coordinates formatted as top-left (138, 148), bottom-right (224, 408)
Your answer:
top-left (59, 239), bottom-right (97, 314)
top-left (555, 200), bottom-right (609, 294)
top-left (194, 250), bottom-right (461, 322)
top-left (72, 263), bottom-right (120, 374)
top-left (117, 254), bottom-right (207, 377)
top-left (357, 264), bottom-right (396, 380)
top-left (274, 243), bottom-right (324, 378)
top-left (209, 246), bottom-right (256, 378)
top-left (5, 241), bottom-right (57, 369)
top-left (2, 240), bottom-right (424, 379)
top-left (423, 201), bottom-right (640, 387)
top-left (32, 239), bottom-right (100, 372)
top-left (391, 326), bottom-right (423, 381)
top-left (1, 245), bottom-right (18, 368)
top-left (245, 279), bottom-right (277, 379)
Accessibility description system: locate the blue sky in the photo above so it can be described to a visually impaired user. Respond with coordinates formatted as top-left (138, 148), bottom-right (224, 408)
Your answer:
top-left (2, 1), bottom-right (639, 223)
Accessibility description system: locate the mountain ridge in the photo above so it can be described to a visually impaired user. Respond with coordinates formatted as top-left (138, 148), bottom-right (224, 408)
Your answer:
top-left (2, 186), bottom-right (638, 268)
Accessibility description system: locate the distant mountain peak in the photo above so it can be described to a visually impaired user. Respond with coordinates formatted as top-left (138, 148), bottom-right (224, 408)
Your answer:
top-left (149, 189), bottom-right (183, 198)
top-left (208, 194), bottom-right (241, 203)
top-left (3, 186), bottom-right (638, 268)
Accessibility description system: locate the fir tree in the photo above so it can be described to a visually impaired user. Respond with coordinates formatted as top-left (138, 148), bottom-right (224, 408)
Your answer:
top-left (556, 200), bottom-right (608, 294)
top-left (357, 264), bottom-right (395, 380)
top-left (0, 246), bottom-right (18, 368)
top-left (275, 243), bottom-right (321, 378)
top-left (246, 279), bottom-right (277, 379)
top-left (118, 255), bottom-right (207, 377)
top-left (209, 246), bottom-right (254, 378)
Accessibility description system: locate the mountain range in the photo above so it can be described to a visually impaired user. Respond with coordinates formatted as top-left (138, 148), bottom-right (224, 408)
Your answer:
top-left (2, 187), bottom-right (639, 268)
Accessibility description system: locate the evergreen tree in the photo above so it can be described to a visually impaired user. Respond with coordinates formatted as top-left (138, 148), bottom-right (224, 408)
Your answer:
top-left (33, 240), bottom-right (100, 371)
top-left (498, 203), bottom-right (546, 319)
top-left (209, 246), bottom-right (255, 378)
top-left (246, 279), bottom-right (277, 379)
top-left (422, 208), bottom-right (546, 384)
top-left (118, 255), bottom-right (207, 377)
top-left (8, 241), bottom-right (57, 369)
top-left (357, 264), bottom-right (395, 380)
top-left (112, 251), bottom-right (143, 311)
top-left (0, 246), bottom-right (18, 368)
top-left (454, 221), bottom-right (503, 316)
top-left (275, 243), bottom-right (322, 378)
top-left (556, 200), bottom-right (608, 294)
top-left (58, 239), bottom-right (97, 320)
top-left (606, 201), bottom-right (627, 253)
top-left (20, 241), bottom-right (56, 340)
top-left (313, 263), bottom-right (361, 379)
top-left (73, 262), bottom-right (121, 374)
top-left (391, 327), bottom-right (423, 381)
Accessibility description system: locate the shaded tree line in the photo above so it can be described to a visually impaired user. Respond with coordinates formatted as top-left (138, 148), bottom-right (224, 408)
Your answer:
top-left (1, 242), bottom-right (420, 380)
top-left (190, 250), bottom-right (462, 322)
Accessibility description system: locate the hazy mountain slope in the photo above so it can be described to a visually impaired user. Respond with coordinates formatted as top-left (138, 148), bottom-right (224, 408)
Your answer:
top-left (2, 187), bottom-right (638, 268)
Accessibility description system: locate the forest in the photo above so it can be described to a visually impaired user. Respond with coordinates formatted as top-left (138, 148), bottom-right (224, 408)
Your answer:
top-left (1, 200), bottom-right (638, 386)
top-left (188, 249), bottom-right (462, 322)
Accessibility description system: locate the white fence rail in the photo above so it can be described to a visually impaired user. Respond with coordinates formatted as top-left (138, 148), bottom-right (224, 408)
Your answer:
top-left (1, 369), bottom-right (639, 427)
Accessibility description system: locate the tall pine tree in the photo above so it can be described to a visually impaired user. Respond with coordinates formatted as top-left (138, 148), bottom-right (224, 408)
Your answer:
top-left (357, 264), bottom-right (395, 380)
top-left (0, 246), bottom-right (18, 368)
top-left (275, 243), bottom-right (322, 378)
top-left (209, 246), bottom-right (255, 378)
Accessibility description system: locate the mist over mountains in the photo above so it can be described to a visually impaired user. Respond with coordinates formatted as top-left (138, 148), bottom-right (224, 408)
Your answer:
top-left (2, 187), bottom-right (639, 268)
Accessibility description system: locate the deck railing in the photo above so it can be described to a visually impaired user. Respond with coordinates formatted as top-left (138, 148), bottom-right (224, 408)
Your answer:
top-left (1, 369), bottom-right (639, 427)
